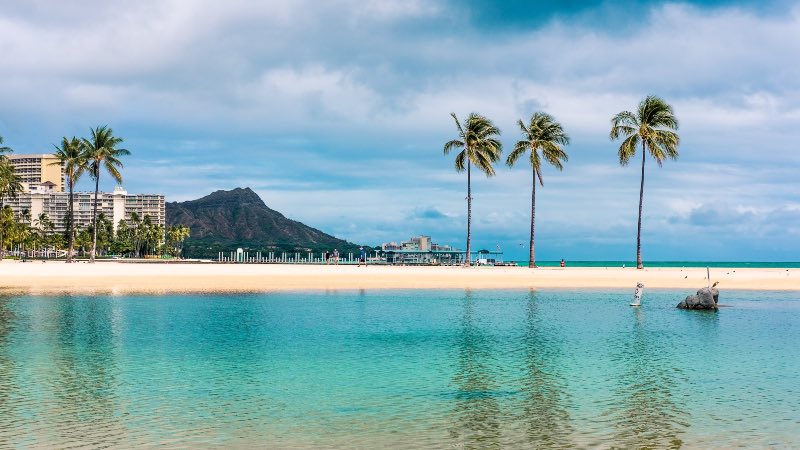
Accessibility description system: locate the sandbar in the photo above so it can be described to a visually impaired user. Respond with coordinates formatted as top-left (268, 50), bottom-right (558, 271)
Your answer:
top-left (1, 261), bottom-right (798, 294)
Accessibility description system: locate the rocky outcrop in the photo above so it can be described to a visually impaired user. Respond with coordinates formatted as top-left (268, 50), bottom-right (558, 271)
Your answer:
top-left (677, 287), bottom-right (719, 310)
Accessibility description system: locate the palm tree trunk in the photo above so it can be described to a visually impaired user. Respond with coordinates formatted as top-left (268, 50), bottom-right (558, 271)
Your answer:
top-left (90, 175), bottom-right (99, 263)
top-left (636, 144), bottom-right (646, 269)
top-left (529, 170), bottom-right (536, 268)
top-left (465, 161), bottom-right (472, 267)
top-left (66, 179), bottom-right (74, 263)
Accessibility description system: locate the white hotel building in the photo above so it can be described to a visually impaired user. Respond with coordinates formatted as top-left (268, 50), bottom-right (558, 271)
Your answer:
top-left (2, 154), bottom-right (165, 233)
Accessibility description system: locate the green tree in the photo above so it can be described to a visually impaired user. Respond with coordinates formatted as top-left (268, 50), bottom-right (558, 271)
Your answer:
top-left (112, 219), bottom-right (133, 256)
top-left (82, 126), bottom-right (130, 262)
top-left (52, 137), bottom-right (85, 262)
top-left (610, 95), bottom-right (680, 269)
top-left (0, 135), bottom-right (11, 159)
top-left (94, 212), bottom-right (115, 257)
top-left (443, 113), bottom-right (502, 266)
top-left (166, 224), bottom-right (190, 258)
top-left (75, 227), bottom-right (92, 257)
top-left (506, 112), bottom-right (570, 268)
top-left (0, 160), bottom-right (23, 259)
top-left (34, 212), bottom-right (55, 247)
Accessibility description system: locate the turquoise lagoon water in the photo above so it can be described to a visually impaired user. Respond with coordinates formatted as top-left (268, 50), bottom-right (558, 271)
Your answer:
top-left (1, 290), bottom-right (798, 449)
top-left (514, 261), bottom-right (800, 268)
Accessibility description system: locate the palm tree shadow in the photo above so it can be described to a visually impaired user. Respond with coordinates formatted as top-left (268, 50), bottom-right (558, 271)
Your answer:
top-left (605, 307), bottom-right (688, 449)
top-left (50, 296), bottom-right (125, 447)
top-left (0, 295), bottom-right (18, 425)
top-left (519, 291), bottom-right (575, 448)
top-left (448, 290), bottom-right (502, 449)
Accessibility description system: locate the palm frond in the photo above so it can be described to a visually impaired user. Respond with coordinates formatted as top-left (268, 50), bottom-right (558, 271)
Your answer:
top-left (444, 139), bottom-right (464, 155)
top-left (512, 112), bottom-right (570, 174)
top-left (529, 148), bottom-right (542, 175)
top-left (506, 140), bottom-right (529, 167)
top-left (450, 113), bottom-right (465, 138)
top-left (454, 150), bottom-right (467, 173)
top-left (617, 134), bottom-right (640, 166)
top-left (472, 150), bottom-right (496, 177)
top-left (541, 142), bottom-right (567, 170)
top-left (610, 111), bottom-right (638, 140)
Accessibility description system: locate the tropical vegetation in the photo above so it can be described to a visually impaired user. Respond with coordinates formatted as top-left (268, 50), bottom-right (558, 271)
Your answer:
top-left (82, 126), bottom-right (130, 263)
top-left (0, 150), bottom-right (23, 259)
top-left (443, 112), bottom-right (502, 266)
top-left (610, 95), bottom-right (680, 269)
top-left (2, 97), bottom-right (682, 267)
top-left (0, 209), bottom-right (187, 260)
top-left (1, 128), bottom-right (190, 261)
top-left (506, 112), bottom-right (570, 268)
top-left (51, 137), bottom-right (85, 263)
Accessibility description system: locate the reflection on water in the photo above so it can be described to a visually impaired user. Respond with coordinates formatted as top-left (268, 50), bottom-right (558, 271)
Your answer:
top-left (606, 306), bottom-right (689, 449)
top-left (49, 298), bottom-right (125, 448)
top-left (0, 295), bottom-right (17, 441)
top-left (449, 290), bottom-right (502, 449)
top-left (519, 291), bottom-right (574, 448)
top-left (0, 290), bottom-right (798, 448)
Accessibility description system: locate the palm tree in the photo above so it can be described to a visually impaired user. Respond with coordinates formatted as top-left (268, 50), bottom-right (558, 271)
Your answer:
top-left (0, 160), bottom-right (23, 259)
top-left (610, 95), bottom-right (679, 269)
top-left (81, 126), bottom-right (130, 263)
top-left (0, 135), bottom-right (11, 159)
top-left (506, 112), bottom-right (570, 268)
top-left (444, 113), bottom-right (502, 266)
top-left (52, 137), bottom-right (85, 263)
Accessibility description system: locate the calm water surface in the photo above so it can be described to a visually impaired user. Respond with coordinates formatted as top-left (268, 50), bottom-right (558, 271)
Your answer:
top-left (0, 289), bottom-right (798, 449)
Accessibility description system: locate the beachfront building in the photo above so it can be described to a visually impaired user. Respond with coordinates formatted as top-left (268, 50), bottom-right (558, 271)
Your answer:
top-left (379, 235), bottom-right (506, 265)
top-left (3, 154), bottom-right (166, 232)
top-left (3, 185), bottom-right (166, 233)
top-left (380, 235), bottom-right (466, 265)
top-left (6, 153), bottom-right (65, 193)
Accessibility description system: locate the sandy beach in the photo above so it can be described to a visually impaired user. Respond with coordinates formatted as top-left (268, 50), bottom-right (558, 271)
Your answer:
top-left (1, 261), bottom-right (798, 294)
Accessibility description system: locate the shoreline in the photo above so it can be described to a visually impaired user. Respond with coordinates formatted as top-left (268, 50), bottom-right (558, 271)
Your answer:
top-left (2, 261), bottom-right (799, 294)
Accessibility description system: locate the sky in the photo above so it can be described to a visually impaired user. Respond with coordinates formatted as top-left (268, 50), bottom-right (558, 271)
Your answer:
top-left (1, 0), bottom-right (799, 261)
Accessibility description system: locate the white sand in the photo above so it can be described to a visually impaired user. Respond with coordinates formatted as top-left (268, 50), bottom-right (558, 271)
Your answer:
top-left (1, 260), bottom-right (798, 294)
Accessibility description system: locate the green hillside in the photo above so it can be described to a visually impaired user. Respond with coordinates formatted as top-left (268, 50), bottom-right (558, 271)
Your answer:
top-left (166, 187), bottom-right (367, 258)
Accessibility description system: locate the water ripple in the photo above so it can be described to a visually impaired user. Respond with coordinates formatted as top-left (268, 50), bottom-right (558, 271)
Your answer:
top-left (1, 290), bottom-right (799, 448)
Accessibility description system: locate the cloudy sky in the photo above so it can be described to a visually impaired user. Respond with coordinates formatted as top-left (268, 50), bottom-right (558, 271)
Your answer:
top-left (1, 0), bottom-right (799, 261)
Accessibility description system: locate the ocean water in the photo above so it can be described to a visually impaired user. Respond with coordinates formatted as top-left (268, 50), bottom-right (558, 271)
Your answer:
top-left (1, 289), bottom-right (798, 449)
top-left (516, 260), bottom-right (800, 268)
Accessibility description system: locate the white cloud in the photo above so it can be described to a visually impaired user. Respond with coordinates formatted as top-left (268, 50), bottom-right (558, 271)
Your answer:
top-left (1, 0), bottom-right (799, 260)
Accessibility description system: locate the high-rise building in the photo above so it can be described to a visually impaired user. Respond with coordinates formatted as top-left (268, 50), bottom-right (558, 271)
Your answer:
top-left (6, 153), bottom-right (64, 193)
top-left (3, 185), bottom-right (165, 233)
top-left (3, 154), bottom-right (166, 232)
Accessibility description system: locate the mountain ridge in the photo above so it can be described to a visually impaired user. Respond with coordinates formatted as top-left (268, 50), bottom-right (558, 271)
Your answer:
top-left (166, 187), bottom-right (365, 258)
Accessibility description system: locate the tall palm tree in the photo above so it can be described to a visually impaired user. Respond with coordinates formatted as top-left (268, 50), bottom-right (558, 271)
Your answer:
top-left (506, 112), bottom-right (570, 268)
top-left (0, 135), bottom-right (11, 159)
top-left (444, 113), bottom-right (502, 266)
top-left (82, 126), bottom-right (130, 263)
top-left (52, 137), bottom-right (86, 263)
top-left (0, 160), bottom-right (23, 259)
top-left (610, 95), bottom-right (679, 269)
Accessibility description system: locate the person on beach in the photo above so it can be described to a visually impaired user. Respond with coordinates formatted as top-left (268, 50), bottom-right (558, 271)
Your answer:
top-left (358, 248), bottom-right (366, 267)
top-left (333, 249), bottom-right (339, 265)
top-left (560, 259), bottom-right (566, 267)
top-left (324, 251), bottom-right (330, 265)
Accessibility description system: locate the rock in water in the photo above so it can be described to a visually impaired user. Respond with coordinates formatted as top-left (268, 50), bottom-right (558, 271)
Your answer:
top-left (677, 287), bottom-right (719, 311)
